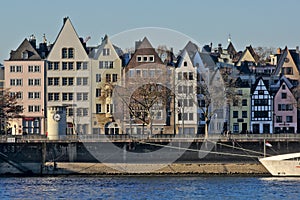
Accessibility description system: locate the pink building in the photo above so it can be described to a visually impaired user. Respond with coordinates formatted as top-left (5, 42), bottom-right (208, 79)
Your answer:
top-left (4, 36), bottom-right (48, 135)
top-left (274, 79), bottom-right (297, 133)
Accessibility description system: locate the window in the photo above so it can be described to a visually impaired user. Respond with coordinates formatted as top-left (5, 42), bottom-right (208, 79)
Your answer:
top-left (96, 104), bottom-right (101, 113)
top-left (183, 72), bottom-right (188, 80)
top-left (178, 72), bottom-right (182, 80)
top-left (137, 56), bottom-right (142, 62)
top-left (281, 93), bottom-right (287, 99)
top-left (28, 66), bottom-right (34, 72)
top-left (10, 66), bottom-right (15, 72)
top-left (68, 48), bottom-right (74, 58)
top-left (233, 111), bottom-right (238, 118)
top-left (254, 99), bottom-right (268, 106)
top-left (48, 62), bottom-right (53, 70)
top-left (16, 66), bottom-right (22, 72)
top-left (242, 99), bottom-right (247, 106)
top-left (10, 79), bottom-right (22, 86)
top-left (242, 111), bottom-right (247, 118)
top-left (143, 56), bottom-right (148, 62)
top-left (67, 108), bottom-right (74, 116)
top-left (189, 113), bottom-right (193, 120)
top-left (112, 74), bottom-right (118, 82)
top-left (286, 116), bottom-right (293, 123)
top-left (284, 67), bottom-right (293, 75)
top-left (183, 61), bottom-right (187, 66)
top-left (22, 52), bottom-right (28, 59)
top-left (149, 56), bottom-right (154, 62)
top-left (96, 89), bottom-right (101, 97)
top-left (258, 90), bottom-right (264, 95)
top-left (233, 123), bottom-right (239, 133)
top-left (276, 116), bottom-right (282, 123)
top-left (96, 74), bottom-right (101, 82)
top-left (282, 85), bottom-right (286, 90)
top-left (189, 72), bottom-right (193, 80)
top-left (62, 62), bottom-right (68, 70)
top-left (68, 62), bottom-right (74, 70)
top-left (62, 48), bottom-right (68, 58)
top-left (106, 74), bottom-right (111, 82)
top-left (28, 105), bottom-right (40, 112)
top-left (48, 93), bottom-right (60, 101)
top-left (254, 111), bottom-right (268, 118)
top-left (28, 92), bottom-right (40, 99)
top-left (103, 48), bottom-right (110, 56)
top-left (62, 93), bottom-right (73, 101)
top-left (54, 62), bottom-right (59, 70)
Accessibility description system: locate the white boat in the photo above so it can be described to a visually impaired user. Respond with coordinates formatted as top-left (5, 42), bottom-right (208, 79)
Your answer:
top-left (259, 152), bottom-right (300, 176)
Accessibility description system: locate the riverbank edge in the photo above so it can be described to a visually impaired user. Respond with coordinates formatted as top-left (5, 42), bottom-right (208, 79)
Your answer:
top-left (41, 162), bottom-right (270, 176)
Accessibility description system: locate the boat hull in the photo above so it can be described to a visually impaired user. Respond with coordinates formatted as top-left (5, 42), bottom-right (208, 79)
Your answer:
top-left (259, 153), bottom-right (300, 176)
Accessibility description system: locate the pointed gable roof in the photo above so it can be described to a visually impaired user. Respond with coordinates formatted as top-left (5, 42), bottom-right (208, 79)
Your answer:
top-left (125, 37), bottom-right (163, 70)
top-left (176, 49), bottom-right (193, 68)
top-left (9, 39), bottom-right (41, 60)
top-left (136, 37), bottom-right (153, 50)
top-left (236, 45), bottom-right (259, 66)
top-left (47, 17), bottom-right (88, 60)
top-left (251, 77), bottom-right (270, 94)
top-left (226, 41), bottom-right (237, 56)
top-left (274, 46), bottom-right (299, 76)
top-left (182, 41), bottom-right (200, 60)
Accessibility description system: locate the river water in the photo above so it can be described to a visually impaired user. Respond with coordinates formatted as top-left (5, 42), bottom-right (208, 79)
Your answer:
top-left (0, 176), bottom-right (299, 199)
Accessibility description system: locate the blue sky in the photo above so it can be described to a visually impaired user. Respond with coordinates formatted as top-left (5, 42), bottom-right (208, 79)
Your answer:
top-left (1, 0), bottom-right (300, 62)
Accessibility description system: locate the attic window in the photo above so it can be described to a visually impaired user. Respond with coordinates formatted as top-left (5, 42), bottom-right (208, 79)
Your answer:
top-left (103, 48), bottom-right (110, 56)
top-left (22, 51), bottom-right (28, 59)
top-left (282, 85), bottom-right (286, 90)
top-left (149, 56), bottom-right (154, 62)
top-left (284, 58), bottom-right (289, 63)
top-left (143, 56), bottom-right (148, 62)
top-left (137, 56), bottom-right (142, 62)
top-left (184, 61), bottom-right (187, 66)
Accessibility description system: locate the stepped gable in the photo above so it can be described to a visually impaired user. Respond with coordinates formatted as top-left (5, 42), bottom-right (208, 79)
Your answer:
top-left (9, 39), bottom-right (41, 60)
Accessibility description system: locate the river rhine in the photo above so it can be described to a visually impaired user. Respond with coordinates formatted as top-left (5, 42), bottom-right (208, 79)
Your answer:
top-left (0, 176), bottom-right (299, 199)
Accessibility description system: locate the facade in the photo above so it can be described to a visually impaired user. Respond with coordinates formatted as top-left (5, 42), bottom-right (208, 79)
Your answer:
top-left (4, 37), bottom-right (47, 135)
top-left (274, 47), bottom-right (300, 86)
top-left (274, 80), bottom-right (297, 133)
top-left (175, 50), bottom-right (198, 134)
top-left (122, 37), bottom-right (173, 135)
top-left (250, 78), bottom-right (273, 134)
top-left (229, 85), bottom-right (251, 134)
top-left (90, 35), bottom-right (122, 134)
top-left (46, 17), bottom-right (91, 135)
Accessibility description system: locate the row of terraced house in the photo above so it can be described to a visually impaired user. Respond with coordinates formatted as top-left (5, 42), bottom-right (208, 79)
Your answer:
top-left (1, 17), bottom-right (300, 136)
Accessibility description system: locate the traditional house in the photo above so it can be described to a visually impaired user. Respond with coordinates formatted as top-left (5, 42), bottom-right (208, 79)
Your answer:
top-left (4, 36), bottom-right (48, 135)
top-left (46, 17), bottom-right (91, 135)
top-left (90, 35), bottom-right (122, 134)
top-left (273, 47), bottom-right (300, 86)
top-left (273, 79), bottom-right (297, 133)
top-left (235, 45), bottom-right (259, 67)
top-left (229, 79), bottom-right (251, 134)
top-left (250, 78), bottom-right (273, 134)
top-left (122, 37), bottom-right (173, 135)
top-left (175, 49), bottom-right (198, 134)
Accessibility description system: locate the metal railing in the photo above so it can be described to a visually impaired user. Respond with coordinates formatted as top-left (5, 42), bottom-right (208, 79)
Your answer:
top-left (1, 133), bottom-right (300, 143)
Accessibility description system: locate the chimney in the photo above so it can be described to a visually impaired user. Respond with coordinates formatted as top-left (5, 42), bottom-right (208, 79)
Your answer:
top-left (63, 17), bottom-right (68, 24)
top-left (29, 34), bottom-right (36, 49)
top-left (296, 46), bottom-right (299, 53)
top-left (276, 48), bottom-right (281, 54)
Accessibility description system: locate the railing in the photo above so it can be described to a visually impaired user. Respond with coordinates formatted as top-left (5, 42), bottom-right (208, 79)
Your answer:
top-left (1, 133), bottom-right (300, 143)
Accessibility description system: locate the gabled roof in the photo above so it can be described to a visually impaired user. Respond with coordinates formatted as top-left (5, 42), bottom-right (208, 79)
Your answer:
top-left (236, 45), bottom-right (259, 66)
top-left (47, 17), bottom-right (88, 59)
top-left (136, 37), bottom-right (153, 50)
top-left (274, 46), bottom-right (299, 76)
top-left (125, 37), bottom-right (163, 69)
top-left (9, 39), bottom-right (41, 60)
top-left (227, 41), bottom-right (237, 56)
top-left (251, 77), bottom-right (271, 94)
top-left (176, 49), bottom-right (193, 68)
top-left (181, 41), bottom-right (200, 60)
top-left (274, 78), bottom-right (295, 98)
top-left (90, 35), bottom-right (123, 59)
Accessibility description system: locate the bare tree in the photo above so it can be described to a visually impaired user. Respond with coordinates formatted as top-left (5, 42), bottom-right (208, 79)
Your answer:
top-left (253, 46), bottom-right (276, 64)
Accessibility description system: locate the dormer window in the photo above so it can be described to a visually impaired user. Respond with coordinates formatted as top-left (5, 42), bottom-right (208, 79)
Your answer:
top-left (143, 56), bottom-right (148, 62)
top-left (149, 56), bottom-right (154, 62)
top-left (22, 51), bottom-right (28, 59)
top-left (137, 56), bottom-right (142, 62)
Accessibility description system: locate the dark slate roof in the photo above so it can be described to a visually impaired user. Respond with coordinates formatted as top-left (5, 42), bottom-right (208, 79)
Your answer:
top-left (274, 46), bottom-right (289, 75)
top-left (9, 39), bottom-right (41, 60)
top-left (199, 52), bottom-right (216, 68)
top-left (227, 42), bottom-right (237, 56)
top-left (182, 41), bottom-right (200, 60)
